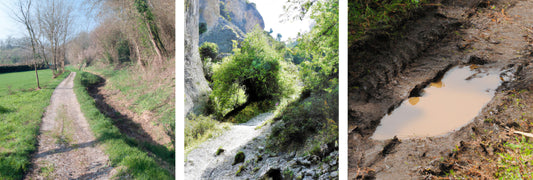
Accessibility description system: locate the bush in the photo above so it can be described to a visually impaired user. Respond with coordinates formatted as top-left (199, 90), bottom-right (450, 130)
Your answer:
top-left (268, 86), bottom-right (338, 149)
top-left (210, 28), bottom-right (297, 118)
top-left (199, 22), bottom-right (207, 35)
top-left (199, 42), bottom-right (219, 62)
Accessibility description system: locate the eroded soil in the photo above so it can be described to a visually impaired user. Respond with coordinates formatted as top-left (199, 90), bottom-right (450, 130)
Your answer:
top-left (348, 0), bottom-right (533, 179)
top-left (26, 72), bottom-right (114, 179)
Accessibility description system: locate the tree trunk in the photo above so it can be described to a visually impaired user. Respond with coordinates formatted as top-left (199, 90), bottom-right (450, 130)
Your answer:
top-left (34, 62), bottom-right (40, 90)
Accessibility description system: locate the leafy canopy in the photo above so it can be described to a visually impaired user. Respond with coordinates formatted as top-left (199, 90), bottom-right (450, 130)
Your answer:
top-left (210, 28), bottom-right (297, 117)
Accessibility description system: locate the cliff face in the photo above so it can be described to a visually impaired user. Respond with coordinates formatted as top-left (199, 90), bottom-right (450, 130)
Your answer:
top-left (185, 0), bottom-right (211, 115)
top-left (199, 0), bottom-right (264, 53)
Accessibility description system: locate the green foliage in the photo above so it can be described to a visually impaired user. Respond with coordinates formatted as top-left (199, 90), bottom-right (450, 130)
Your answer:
top-left (199, 42), bottom-right (219, 82)
top-left (228, 101), bottom-right (273, 123)
top-left (219, 1), bottom-right (232, 21)
top-left (73, 71), bottom-right (173, 179)
top-left (199, 22), bottom-right (208, 35)
top-left (496, 136), bottom-right (533, 179)
top-left (199, 42), bottom-right (219, 62)
top-left (0, 70), bottom-right (69, 179)
top-left (348, 0), bottom-right (423, 46)
top-left (117, 38), bottom-right (131, 63)
top-left (296, 0), bottom-right (338, 92)
top-left (210, 28), bottom-right (297, 118)
top-left (269, 88), bottom-right (338, 148)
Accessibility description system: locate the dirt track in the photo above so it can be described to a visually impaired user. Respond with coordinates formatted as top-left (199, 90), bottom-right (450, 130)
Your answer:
top-left (185, 112), bottom-right (274, 179)
top-left (349, 0), bottom-right (533, 178)
top-left (26, 72), bottom-right (114, 179)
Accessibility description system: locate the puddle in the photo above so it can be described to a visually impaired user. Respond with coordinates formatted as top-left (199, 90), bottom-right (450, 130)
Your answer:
top-left (372, 65), bottom-right (502, 140)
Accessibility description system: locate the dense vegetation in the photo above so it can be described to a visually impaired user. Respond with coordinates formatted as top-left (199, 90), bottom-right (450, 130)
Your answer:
top-left (0, 70), bottom-right (68, 179)
top-left (188, 0), bottom-right (339, 154)
top-left (269, 0), bottom-right (339, 151)
top-left (209, 29), bottom-right (297, 119)
top-left (348, 0), bottom-right (423, 46)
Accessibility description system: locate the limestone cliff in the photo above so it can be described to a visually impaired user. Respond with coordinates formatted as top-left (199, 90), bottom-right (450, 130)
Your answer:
top-left (199, 0), bottom-right (264, 53)
top-left (185, 0), bottom-right (211, 115)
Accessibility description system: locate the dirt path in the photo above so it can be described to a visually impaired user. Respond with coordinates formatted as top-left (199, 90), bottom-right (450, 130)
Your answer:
top-left (26, 72), bottom-right (114, 179)
top-left (349, 0), bottom-right (533, 178)
top-left (184, 112), bottom-right (274, 179)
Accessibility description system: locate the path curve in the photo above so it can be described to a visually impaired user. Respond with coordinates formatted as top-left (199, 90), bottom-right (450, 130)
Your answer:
top-left (185, 112), bottom-right (275, 179)
top-left (26, 72), bottom-right (114, 179)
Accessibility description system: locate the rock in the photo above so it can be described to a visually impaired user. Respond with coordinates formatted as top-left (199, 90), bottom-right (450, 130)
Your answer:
top-left (185, 0), bottom-right (212, 115)
top-left (259, 167), bottom-right (282, 180)
top-left (297, 158), bottom-right (311, 166)
top-left (233, 151), bottom-right (245, 165)
top-left (467, 55), bottom-right (488, 65)
top-left (199, 0), bottom-right (264, 54)
top-left (330, 171), bottom-right (338, 178)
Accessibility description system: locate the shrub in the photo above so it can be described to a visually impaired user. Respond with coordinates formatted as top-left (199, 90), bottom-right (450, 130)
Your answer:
top-left (268, 86), bottom-right (338, 149)
top-left (199, 22), bottom-right (207, 35)
top-left (210, 28), bottom-right (297, 118)
top-left (199, 42), bottom-right (219, 62)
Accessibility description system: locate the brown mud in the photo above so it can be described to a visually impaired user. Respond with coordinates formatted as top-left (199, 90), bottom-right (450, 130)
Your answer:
top-left (348, 0), bottom-right (533, 179)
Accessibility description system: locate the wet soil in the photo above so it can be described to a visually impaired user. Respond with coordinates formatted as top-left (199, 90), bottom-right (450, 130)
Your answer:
top-left (348, 0), bottom-right (533, 179)
top-left (372, 66), bottom-right (501, 140)
top-left (25, 72), bottom-right (115, 179)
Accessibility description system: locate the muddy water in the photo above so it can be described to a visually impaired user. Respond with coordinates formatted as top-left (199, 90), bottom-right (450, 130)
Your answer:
top-left (372, 66), bottom-right (502, 140)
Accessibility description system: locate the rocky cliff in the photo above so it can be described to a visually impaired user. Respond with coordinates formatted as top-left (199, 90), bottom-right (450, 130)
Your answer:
top-left (199, 0), bottom-right (264, 53)
top-left (185, 0), bottom-right (211, 115)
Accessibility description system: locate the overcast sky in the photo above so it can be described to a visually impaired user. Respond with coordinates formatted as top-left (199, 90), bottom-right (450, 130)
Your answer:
top-left (249, 0), bottom-right (313, 42)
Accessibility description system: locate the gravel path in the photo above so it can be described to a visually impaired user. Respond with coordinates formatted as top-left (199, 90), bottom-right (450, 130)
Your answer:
top-left (25, 72), bottom-right (114, 179)
top-left (185, 112), bottom-right (275, 179)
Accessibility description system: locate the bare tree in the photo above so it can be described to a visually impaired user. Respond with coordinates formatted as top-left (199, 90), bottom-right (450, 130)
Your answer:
top-left (37, 0), bottom-right (74, 74)
top-left (10, 0), bottom-right (41, 89)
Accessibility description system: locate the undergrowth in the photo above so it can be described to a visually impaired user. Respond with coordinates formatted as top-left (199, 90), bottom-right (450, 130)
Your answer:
top-left (73, 70), bottom-right (172, 179)
top-left (0, 69), bottom-right (69, 179)
top-left (348, 0), bottom-right (424, 46)
top-left (496, 136), bottom-right (533, 179)
top-left (185, 114), bottom-right (230, 154)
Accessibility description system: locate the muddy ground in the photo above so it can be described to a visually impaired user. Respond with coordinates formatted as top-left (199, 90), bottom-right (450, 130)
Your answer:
top-left (348, 0), bottom-right (533, 179)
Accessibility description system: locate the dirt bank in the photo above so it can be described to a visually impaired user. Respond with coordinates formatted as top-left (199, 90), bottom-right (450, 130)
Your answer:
top-left (348, 0), bottom-right (533, 178)
top-left (26, 72), bottom-right (114, 179)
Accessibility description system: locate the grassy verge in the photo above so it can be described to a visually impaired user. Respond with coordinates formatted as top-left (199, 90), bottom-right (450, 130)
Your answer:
top-left (184, 114), bottom-right (230, 154)
top-left (73, 70), bottom-right (172, 179)
top-left (0, 69), bottom-right (69, 179)
top-left (84, 65), bottom-right (175, 147)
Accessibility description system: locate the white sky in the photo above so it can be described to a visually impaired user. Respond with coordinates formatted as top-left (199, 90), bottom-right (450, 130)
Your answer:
top-left (0, 0), bottom-right (97, 41)
top-left (0, 2), bottom-right (25, 39)
top-left (249, 0), bottom-right (313, 42)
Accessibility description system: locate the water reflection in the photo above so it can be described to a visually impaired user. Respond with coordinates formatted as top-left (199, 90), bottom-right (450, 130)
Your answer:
top-left (372, 66), bottom-right (501, 140)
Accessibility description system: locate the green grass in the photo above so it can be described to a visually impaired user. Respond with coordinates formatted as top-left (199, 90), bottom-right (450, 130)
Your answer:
top-left (348, 0), bottom-right (424, 46)
top-left (0, 69), bottom-right (69, 180)
top-left (185, 114), bottom-right (230, 154)
top-left (73, 70), bottom-right (173, 179)
top-left (496, 136), bottom-right (533, 179)
top-left (83, 65), bottom-right (175, 147)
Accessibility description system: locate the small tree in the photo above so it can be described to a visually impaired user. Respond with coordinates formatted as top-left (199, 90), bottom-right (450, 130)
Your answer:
top-left (210, 28), bottom-right (297, 117)
top-left (199, 42), bottom-right (218, 62)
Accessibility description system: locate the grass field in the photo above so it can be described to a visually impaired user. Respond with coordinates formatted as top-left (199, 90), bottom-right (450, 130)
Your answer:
top-left (73, 70), bottom-right (173, 179)
top-left (0, 69), bottom-right (69, 179)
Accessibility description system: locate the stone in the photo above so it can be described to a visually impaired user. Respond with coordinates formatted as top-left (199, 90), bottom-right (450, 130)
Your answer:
top-left (185, 0), bottom-right (212, 115)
